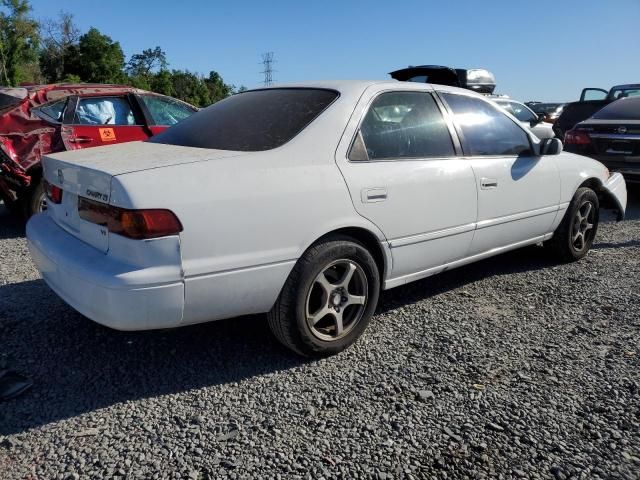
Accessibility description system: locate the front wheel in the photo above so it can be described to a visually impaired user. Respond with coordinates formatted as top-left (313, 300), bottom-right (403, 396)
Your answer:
top-left (546, 187), bottom-right (599, 262)
top-left (268, 236), bottom-right (381, 357)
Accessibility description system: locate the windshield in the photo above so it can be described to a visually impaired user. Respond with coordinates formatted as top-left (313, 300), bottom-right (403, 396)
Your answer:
top-left (150, 88), bottom-right (339, 151)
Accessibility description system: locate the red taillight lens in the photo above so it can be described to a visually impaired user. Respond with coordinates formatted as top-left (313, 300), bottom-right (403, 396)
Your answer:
top-left (44, 180), bottom-right (63, 204)
top-left (78, 197), bottom-right (182, 240)
top-left (564, 129), bottom-right (591, 145)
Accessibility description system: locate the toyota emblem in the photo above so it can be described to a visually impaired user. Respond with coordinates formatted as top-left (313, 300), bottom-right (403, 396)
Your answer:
top-left (618, 126), bottom-right (628, 134)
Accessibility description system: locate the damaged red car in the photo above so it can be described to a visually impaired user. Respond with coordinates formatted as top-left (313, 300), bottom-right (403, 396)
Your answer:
top-left (0, 84), bottom-right (197, 217)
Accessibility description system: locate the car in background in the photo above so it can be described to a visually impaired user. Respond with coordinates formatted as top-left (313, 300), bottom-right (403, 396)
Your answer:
top-left (0, 83), bottom-right (197, 217)
top-left (26, 81), bottom-right (626, 357)
top-left (491, 98), bottom-right (555, 139)
top-left (527, 102), bottom-right (566, 124)
top-left (390, 65), bottom-right (497, 94)
top-left (564, 97), bottom-right (640, 183)
top-left (553, 84), bottom-right (640, 139)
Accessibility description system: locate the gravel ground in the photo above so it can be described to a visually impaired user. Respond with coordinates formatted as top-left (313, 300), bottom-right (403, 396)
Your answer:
top-left (1, 189), bottom-right (639, 480)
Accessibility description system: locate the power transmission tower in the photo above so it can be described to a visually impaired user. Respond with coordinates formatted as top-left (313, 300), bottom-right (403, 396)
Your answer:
top-left (261, 52), bottom-right (276, 86)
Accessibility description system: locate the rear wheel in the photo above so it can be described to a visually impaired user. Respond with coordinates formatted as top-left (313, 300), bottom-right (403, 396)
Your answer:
top-left (546, 187), bottom-right (599, 261)
top-left (22, 180), bottom-right (46, 218)
top-left (268, 236), bottom-right (380, 357)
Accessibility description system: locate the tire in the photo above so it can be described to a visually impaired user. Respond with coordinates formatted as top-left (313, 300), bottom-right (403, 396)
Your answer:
top-left (268, 235), bottom-right (381, 357)
top-left (23, 180), bottom-right (47, 219)
top-left (546, 187), bottom-right (599, 262)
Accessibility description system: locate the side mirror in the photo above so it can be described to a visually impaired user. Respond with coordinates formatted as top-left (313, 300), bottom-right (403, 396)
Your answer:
top-left (540, 137), bottom-right (563, 156)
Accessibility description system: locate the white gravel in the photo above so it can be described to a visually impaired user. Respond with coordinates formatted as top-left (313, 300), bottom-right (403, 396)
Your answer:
top-left (1, 189), bottom-right (639, 480)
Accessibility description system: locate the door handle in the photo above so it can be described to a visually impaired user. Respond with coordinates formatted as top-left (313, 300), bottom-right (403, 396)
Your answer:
top-left (69, 136), bottom-right (92, 144)
top-left (361, 188), bottom-right (387, 203)
top-left (480, 178), bottom-right (498, 189)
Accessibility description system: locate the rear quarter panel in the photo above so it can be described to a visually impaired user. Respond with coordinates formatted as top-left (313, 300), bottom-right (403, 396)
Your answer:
top-left (108, 88), bottom-right (388, 323)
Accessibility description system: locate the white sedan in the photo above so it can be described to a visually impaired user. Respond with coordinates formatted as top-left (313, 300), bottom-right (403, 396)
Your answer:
top-left (26, 81), bottom-right (627, 356)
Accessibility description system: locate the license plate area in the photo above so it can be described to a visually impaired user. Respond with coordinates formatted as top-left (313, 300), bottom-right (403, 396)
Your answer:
top-left (606, 141), bottom-right (634, 155)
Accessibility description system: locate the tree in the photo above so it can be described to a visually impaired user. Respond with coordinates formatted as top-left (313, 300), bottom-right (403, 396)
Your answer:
top-left (39, 11), bottom-right (80, 83)
top-left (0, 0), bottom-right (40, 86)
top-left (204, 70), bottom-right (233, 104)
top-left (167, 70), bottom-right (210, 106)
top-left (64, 27), bottom-right (125, 83)
top-left (126, 46), bottom-right (167, 77)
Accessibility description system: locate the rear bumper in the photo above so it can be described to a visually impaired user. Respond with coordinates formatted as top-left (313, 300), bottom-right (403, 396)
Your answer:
top-left (26, 214), bottom-right (184, 330)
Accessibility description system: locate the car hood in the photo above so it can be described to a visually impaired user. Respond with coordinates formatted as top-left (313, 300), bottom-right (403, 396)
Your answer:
top-left (43, 141), bottom-right (251, 176)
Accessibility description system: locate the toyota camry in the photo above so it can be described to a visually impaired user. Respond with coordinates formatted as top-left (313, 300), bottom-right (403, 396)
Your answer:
top-left (26, 81), bottom-right (627, 356)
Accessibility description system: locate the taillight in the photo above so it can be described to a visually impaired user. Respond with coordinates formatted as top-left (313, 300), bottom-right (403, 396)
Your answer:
top-left (44, 180), bottom-right (63, 204)
top-left (78, 197), bottom-right (182, 240)
top-left (564, 129), bottom-right (591, 145)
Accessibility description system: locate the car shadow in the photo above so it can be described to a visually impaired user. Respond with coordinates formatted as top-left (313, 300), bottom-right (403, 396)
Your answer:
top-left (0, 203), bottom-right (25, 240)
top-left (0, 280), bottom-right (309, 435)
top-left (0, 243), bottom-right (562, 435)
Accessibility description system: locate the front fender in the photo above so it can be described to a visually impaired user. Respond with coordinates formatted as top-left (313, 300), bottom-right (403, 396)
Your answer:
top-left (601, 172), bottom-right (627, 221)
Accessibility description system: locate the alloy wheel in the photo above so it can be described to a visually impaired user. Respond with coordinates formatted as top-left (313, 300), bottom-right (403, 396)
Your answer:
top-left (572, 201), bottom-right (595, 251)
top-left (305, 259), bottom-right (368, 342)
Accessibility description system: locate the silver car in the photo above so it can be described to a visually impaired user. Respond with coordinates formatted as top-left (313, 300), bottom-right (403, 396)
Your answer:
top-left (492, 98), bottom-right (556, 139)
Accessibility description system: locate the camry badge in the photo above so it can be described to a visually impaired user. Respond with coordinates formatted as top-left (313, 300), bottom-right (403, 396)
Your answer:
top-left (618, 126), bottom-right (627, 134)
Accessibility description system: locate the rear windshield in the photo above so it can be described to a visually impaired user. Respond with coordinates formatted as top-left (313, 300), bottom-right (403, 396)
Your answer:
top-left (0, 93), bottom-right (21, 110)
top-left (150, 88), bottom-right (339, 151)
top-left (591, 98), bottom-right (640, 121)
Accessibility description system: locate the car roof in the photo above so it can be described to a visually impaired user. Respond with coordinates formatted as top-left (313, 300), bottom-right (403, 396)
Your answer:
top-left (246, 80), bottom-right (488, 98)
top-left (611, 84), bottom-right (640, 90)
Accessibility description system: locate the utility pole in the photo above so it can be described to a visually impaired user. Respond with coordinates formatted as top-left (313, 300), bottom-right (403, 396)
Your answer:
top-left (261, 52), bottom-right (275, 86)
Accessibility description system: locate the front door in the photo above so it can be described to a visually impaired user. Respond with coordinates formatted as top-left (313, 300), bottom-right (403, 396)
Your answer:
top-left (440, 92), bottom-right (560, 255)
top-left (337, 89), bottom-right (477, 284)
top-left (61, 95), bottom-right (151, 151)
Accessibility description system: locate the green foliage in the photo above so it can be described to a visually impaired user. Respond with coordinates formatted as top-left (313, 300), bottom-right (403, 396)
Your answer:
top-left (3, 1), bottom-right (239, 106)
top-left (64, 27), bottom-right (125, 84)
top-left (126, 46), bottom-right (167, 77)
top-left (0, 0), bottom-right (40, 85)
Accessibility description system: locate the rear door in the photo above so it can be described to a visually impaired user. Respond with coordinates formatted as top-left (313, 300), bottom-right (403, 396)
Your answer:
top-left (439, 91), bottom-right (560, 255)
top-left (61, 94), bottom-right (151, 150)
top-left (337, 88), bottom-right (477, 282)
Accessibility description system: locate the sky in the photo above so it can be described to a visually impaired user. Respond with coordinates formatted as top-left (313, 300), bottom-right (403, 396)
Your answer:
top-left (28, 0), bottom-right (640, 102)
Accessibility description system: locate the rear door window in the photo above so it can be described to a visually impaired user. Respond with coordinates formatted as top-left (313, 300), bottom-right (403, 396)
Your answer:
top-left (441, 93), bottom-right (532, 156)
top-left (140, 95), bottom-right (196, 126)
top-left (150, 88), bottom-right (338, 151)
top-left (73, 97), bottom-right (137, 125)
top-left (350, 91), bottom-right (455, 160)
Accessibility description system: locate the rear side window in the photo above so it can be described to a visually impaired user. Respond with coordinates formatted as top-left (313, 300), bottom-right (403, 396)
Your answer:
top-left (351, 91), bottom-right (455, 160)
top-left (442, 93), bottom-right (531, 156)
top-left (140, 95), bottom-right (196, 126)
top-left (150, 88), bottom-right (339, 151)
